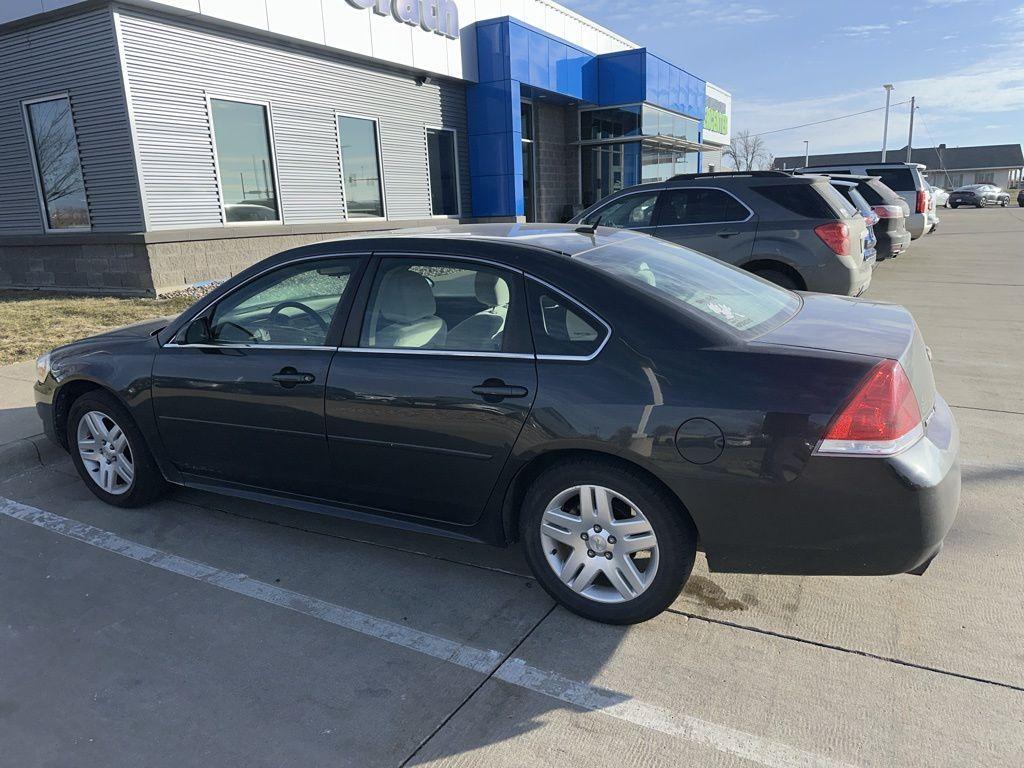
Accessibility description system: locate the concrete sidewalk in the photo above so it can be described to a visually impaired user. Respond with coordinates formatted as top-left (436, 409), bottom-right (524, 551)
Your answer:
top-left (0, 360), bottom-right (61, 478)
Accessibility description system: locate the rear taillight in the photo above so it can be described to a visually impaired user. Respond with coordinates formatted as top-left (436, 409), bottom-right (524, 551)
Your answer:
top-left (816, 360), bottom-right (923, 456)
top-left (814, 221), bottom-right (850, 256)
top-left (916, 190), bottom-right (928, 214)
top-left (872, 204), bottom-right (903, 219)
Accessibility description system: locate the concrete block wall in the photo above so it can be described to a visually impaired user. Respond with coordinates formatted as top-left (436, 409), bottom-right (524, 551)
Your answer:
top-left (534, 102), bottom-right (579, 223)
top-left (0, 243), bottom-right (154, 294)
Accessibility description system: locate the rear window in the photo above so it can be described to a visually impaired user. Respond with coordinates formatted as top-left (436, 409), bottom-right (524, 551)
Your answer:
top-left (752, 182), bottom-right (851, 220)
top-left (576, 236), bottom-right (800, 338)
top-left (866, 167), bottom-right (916, 191)
top-left (858, 178), bottom-right (899, 206)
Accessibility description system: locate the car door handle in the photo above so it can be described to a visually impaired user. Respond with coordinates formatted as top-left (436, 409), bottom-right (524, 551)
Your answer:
top-left (716, 228), bottom-right (740, 238)
top-left (272, 367), bottom-right (316, 387)
top-left (472, 382), bottom-right (529, 400)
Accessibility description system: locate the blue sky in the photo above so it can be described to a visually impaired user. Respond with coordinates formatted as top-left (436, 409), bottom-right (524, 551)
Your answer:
top-left (564, 0), bottom-right (1024, 160)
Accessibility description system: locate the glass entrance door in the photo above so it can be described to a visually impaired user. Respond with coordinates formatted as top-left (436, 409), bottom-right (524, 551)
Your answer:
top-left (521, 101), bottom-right (535, 221)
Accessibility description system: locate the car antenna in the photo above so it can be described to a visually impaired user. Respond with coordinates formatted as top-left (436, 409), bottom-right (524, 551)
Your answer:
top-left (575, 215), bottom-right (601, 235)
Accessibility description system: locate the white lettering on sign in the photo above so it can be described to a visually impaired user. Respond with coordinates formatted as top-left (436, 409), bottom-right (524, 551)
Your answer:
top-left (345, 0), bottom-right (460, 39)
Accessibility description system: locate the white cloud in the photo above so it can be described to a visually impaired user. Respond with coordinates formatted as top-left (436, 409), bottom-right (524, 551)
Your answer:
top-left (565, 0), bottom-right (779, 27)
top-left (839, 23), bottom-right (890, 37)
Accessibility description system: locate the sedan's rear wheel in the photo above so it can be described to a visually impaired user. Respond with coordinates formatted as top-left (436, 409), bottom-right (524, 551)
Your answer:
top-left (520, 459), bottom-right (697, 624)
top-left (68, 391), bottom-right (166, 507)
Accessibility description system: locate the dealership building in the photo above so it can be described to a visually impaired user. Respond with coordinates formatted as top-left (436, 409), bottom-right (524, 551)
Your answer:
top-left (0, 0), bottom-right (731, 294)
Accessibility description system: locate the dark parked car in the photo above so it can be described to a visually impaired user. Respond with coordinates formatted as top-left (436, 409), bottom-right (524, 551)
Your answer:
top-left (1017, 189), bottom-right (1023, 207)
top-left (948, 184), bottom-right (1010, 208)
top-left (34, 226), bottom-right (961, 624)
top-left (802, 173), bottom-right (911, 259)
top-left (570, 171), bottom-right (873, 295)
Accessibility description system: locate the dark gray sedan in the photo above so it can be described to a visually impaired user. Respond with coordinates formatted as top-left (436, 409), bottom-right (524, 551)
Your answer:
top-left (948, 185), bottom-right (1011, 208)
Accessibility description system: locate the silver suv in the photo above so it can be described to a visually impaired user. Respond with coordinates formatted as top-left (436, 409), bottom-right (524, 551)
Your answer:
top-left (799, 162), bottom-right (932, 239)
top-left (570, 171), bottom-right (873, 296)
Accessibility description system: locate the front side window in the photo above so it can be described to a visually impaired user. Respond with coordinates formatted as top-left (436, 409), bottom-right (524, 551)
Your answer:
top-left (576, 235), bottom-right (799, 338)
top-left (527, 282), bottom-right (605, 358)
top-left (361, 259), bottom-right (525, 353)
top-left (338, 116), bottom-right (385, 218)
top-left (189, 258), bottom-right (358, 347)
top-left (211, 99), bottom-right (280, 224)
top-left (427, 128), bottom-right (459, 216)
top-left (585, 193), bottom-right (658, 228)
top-left (24, 96), bottom-right (89, 230)
top-left (657, 188), bottom-right (749, 226)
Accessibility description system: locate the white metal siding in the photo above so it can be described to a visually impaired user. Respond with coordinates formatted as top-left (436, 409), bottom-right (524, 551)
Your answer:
top-left (118, 10), bottom-right (472, 229)
top-left (0, 8), bottom-right (143, 233)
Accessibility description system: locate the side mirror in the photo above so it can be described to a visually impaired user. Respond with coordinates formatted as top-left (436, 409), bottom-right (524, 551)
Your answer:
top-left (183, 316), bottom-right (212, 344)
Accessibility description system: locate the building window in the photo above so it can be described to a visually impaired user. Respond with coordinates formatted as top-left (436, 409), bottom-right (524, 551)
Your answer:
top-left (519, 102), bottom-right (535, 221)
top-left (974, 172), bottom-right (995, 185)
top-left (338, 115), bottom-right (385, 218)
top-left (23, 96), bottom-right (90, 230)
top-left (426, 127), bottom-right (459, 217)
top-left (210, 99), bottom-right (280, 223)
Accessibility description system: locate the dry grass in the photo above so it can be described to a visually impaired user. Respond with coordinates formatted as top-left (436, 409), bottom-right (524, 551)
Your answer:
top-left (0, 288), bottom-right (213, 365)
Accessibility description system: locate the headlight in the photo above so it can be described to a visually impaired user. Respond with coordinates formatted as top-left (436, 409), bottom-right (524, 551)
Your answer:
top-left (35, 352), bottom-right (51, 383)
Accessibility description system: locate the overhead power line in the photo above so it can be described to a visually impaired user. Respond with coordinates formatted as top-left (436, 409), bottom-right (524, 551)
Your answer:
top-left (750, 99), bottom-right (913, 138)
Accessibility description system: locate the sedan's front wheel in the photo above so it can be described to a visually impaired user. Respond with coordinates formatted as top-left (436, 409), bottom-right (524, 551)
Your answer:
top-left (520, 459), bottom-right (697, 624)
top-left (68, 390), bottom-right (166, 507)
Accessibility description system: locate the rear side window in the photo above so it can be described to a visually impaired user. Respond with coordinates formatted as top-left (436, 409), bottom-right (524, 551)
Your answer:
top-left (816, 182), bottom-right (857, 217)
top-left (526, 281), bottom-right (606, 358)
top-left (858, 179), bottom-right (895, 206)
top-left (584, 193), bottom-right (658, 228)
top-left (656, 188), bottom-right (749, 225)
top-left (866, 167), bottom-right (915, 191)
top-left (750, 183), bottom-right (842, 220)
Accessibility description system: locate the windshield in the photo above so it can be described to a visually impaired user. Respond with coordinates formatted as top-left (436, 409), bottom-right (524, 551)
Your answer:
top-left (576, 236), bottom-right (801, 338)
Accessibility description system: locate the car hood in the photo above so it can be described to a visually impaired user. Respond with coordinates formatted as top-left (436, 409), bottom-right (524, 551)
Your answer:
top-left (86, 316), bottom-right (171, 341)
top-left (50, 316), bottom-right (170, 364)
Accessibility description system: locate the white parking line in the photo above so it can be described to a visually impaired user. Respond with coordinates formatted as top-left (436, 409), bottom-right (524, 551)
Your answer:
top-left (0, 496), bottom-right (856, 768)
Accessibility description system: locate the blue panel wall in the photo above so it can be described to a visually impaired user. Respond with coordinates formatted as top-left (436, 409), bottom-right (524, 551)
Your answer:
top-left (467, 17), bottom-right (710, 218)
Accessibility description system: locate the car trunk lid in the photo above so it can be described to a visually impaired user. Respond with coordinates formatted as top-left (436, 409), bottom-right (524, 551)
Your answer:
top-left (753, 294), bottom-right (936, 418)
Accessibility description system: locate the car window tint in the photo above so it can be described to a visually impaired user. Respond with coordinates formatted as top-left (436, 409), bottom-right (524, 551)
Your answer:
top-left (202, 258), bottom-right (357, 346)
top-left (585, 193), bottom-right (658, 228)
top-left (657, 188), bottom-right (749, 225)
top-left (577, 235), bottom-right (800, 338)
top-left (526, 281), bottom-right (606, 358)
top-left (360, 258), bottom-right (526, 353)
top-left (816, 182), bottom-right (858, 217)
top-left (750, 183), bottom-right (839, 220)
top-left (866, 168), bottom-right (915, 191)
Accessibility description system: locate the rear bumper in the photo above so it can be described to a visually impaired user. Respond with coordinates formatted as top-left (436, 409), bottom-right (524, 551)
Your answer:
top-left (702, 395), bottom-right (961, 576)
top-left (877, 228), bottom-right (911, 258)
top-left (906, 213), bottom-right (927, 239)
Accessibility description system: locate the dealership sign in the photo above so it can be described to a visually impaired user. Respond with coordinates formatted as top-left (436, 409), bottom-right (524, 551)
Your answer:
top-left (345, 0), bottom-right (460, 39)
top-left (704, 96), bottom-right (728, 135)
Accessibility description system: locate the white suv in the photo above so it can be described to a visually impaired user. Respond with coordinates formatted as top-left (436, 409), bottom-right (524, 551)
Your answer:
top-left (799, 162), bottom-right (933, 240)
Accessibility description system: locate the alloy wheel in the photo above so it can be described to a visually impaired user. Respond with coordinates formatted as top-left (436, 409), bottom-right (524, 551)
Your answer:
top-left (539, 485), bottom-right (659, 603)
top-left (77, 410), bottom-right (134, 495)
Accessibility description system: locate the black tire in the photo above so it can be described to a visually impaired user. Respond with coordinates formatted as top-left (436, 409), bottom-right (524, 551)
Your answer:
top-left (976, 200), bottom-right (985, 208)
top-left (519, 458), bottom-right (697, 624)
top-left (1000, 200), bottom-right (1008, 207)
top-left (67, 390), bottom-right (167, 507)
top-left (751, 268), bottom-right (800, 290)
top-left (950, 203), bottom-right (959, 209)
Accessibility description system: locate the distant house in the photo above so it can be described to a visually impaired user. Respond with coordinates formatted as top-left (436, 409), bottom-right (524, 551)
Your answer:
top-left (773, 144), bottom-right (1024, 189)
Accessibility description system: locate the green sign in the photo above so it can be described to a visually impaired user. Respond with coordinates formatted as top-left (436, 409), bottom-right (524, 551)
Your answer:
top-left (705, 105), bottom-right (728, 136)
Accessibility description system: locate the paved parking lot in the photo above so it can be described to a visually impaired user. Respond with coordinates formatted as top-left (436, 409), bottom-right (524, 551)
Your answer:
top-left (2, 206), bottom-right (1022, 767)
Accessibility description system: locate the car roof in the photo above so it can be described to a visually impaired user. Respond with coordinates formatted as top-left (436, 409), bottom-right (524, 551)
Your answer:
top-left (293, 223), bottom-right (647, 260)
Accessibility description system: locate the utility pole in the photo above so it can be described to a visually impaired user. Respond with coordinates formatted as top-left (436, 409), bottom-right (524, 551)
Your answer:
top-left (881, 84), bottom-right (894, 162)
top-left (906, 96), bottom-right (916, 163)
top-left (803, 140), bottom-right (809, 168)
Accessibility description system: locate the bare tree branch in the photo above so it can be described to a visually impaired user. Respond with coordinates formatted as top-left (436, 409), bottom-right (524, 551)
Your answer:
top-left (723, 130), bottom-right (772, 171)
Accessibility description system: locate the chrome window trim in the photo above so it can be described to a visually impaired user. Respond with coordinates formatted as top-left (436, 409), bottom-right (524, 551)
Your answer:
top-left (528, 276), bottom-right (612, 363)
top-left (337, 347), bottom-right (534, 360)
top-left (166, 343), bottom-right (337, 352)
top-left (165, 253), bottom-right (368, 347)
top-left (654, 186), bottom-right (755, 227)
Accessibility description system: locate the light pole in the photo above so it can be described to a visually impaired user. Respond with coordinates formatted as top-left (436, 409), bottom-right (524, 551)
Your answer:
top-left (906, 96), bottom-right (916, 162)
top-left (881, 84), bottom-right (894, 162)
top-left (803, 140), bottom-right (809, 168)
